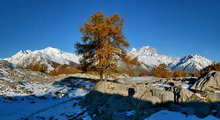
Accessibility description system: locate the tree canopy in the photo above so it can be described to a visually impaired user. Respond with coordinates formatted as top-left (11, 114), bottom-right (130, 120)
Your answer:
top-left (75, 12), bottom-right (129, 80)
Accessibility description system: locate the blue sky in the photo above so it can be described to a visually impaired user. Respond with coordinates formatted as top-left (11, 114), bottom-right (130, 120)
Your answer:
top-left (0, 0), bottom-right (219, 61)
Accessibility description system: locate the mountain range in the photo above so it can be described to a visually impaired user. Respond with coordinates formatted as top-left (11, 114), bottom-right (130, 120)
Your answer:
top-left (5, 47), bottom-right (79, 71)
top-left (4, 46), bottom-right (213, 73)
top-left (129, 46), bottom-right (213, 73)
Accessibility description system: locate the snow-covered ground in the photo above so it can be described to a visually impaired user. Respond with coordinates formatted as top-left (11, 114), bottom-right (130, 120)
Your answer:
top-left (0, 75), bottom-right (95, 120)
top-left (145, 110), bottom-right (219, 120)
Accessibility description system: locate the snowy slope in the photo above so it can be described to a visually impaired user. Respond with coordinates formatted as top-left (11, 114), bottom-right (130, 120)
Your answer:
top-left (172, 54), bottom-right (213, 73)
top-left (5, 47), bottom-right (80, 71)
top-left (129, 46), bottom-right (179, 67)
top-left (129, 46), bottom-right (213, 73)
top-left (5, 46), bottom-right (213, 73)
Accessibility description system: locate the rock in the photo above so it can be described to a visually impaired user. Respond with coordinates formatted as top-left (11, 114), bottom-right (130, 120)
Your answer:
top-left (150, 88), bottom-right (174, 103)
top-left (0, 60), bottom-right (14, 69)
top-left (179, 89), bottom-right (194, 102)
top-left (141, 95), bottom-right (161, 104)
top-left (162, 91), bottom-right (174, 102)
top-left (95, 81), bottom-right (174, 104)
top-left (191, 71), bottom-right (220, 92)
top-left (84, 77), bottom-right (220, 120)
top-left (95, 81), bottom-right (129, 96)
top-left (206, 93), bottom-right (220, 102)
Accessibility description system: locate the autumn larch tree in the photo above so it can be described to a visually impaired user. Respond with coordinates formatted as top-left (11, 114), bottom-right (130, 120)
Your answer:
top-left (75, 12), bottom-right (129, 80)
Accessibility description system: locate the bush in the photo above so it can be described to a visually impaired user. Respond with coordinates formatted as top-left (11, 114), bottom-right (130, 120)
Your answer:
top-left (150, 64), bottom-right (189, 78)
top-left (172, 71), bottom-right (189, 77)
top-left (151, 64), bottom-right (173, 78)
top-left (26, 64), bottom-right (48, 73)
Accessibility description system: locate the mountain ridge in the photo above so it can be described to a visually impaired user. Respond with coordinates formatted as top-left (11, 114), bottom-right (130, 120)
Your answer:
top-left (4, 46), bottom-right (213, 73)
top-left (128, 46), bottom-right (213, 73)
top-left (5, 47), bottom-right (80, 71)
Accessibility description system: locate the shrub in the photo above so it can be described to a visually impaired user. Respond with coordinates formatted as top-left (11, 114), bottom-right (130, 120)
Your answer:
top-left (149, 64), bottom-right (189, 78)
top-left (172, 71), bottom-right (189, 77)
top-left (26, 64), bottom-right (48, 73)
top-left (151, 64), bottom-right (173, 78)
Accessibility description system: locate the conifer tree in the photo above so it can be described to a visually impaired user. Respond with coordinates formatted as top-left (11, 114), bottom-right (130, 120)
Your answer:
top-left (75, 12), bottom-right (129, 80)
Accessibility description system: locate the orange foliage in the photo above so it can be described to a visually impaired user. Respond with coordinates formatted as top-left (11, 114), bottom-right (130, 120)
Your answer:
top-left (151, 64), bottom-right (173, 78)
top-left (26, 64), bottom-right (48, 73)
top-left (172, 71), bottom-right (189, 77)
top-left (150, 64), bottom-right (189, 78)
top-left (49, 64), bottom-right (81, 76)
top-left (75, 12), bottom-right (129, 80)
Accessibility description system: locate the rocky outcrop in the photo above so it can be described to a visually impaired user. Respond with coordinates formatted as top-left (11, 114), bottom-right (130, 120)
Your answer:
top-left (179, 88), bottom-right (194, 102)
top-left (95, 81), bottom-right (177, 104)
top-left (191, 71), bottom-right (220, 92)
top-left (206, 93), bottom-right (220, 102)
top-left (0, 60), bottom-right (14, 70)
top-left (0, 60), bottom-right (53, 83)
top-left (83, 73), bottom-right (220, 120)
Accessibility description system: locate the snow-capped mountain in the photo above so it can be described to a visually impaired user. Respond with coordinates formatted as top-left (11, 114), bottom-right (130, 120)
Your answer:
top-left (172, 54), bottom-right (213, 73)
top-left (128, 46), bottom-right (213, 73)
top-left (129, 46), bottom-right (179, 67)
top-left (5, 46), bottom-right (213, 73)
top-left (5, 47), bottom-right (80, 71)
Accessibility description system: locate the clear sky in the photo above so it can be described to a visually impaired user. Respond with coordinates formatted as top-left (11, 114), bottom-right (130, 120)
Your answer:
top-left (0, 0), bottom-right (219, 61)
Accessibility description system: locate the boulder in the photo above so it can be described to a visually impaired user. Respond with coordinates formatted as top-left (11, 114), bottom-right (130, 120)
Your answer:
top-left (179, 89), bottom-right (194, 102)
top-left (206, 93), bottom-right (220, 102)
top-left (94, 81), bottom-right (174, 104)
top-left (191, 71), bottom-right (220, 92)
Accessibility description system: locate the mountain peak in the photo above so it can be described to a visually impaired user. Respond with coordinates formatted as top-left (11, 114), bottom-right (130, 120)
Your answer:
top-left (181, 54), bottom-right (211, 63)
top-left (172, 54), bottom-right (213, 73)
top-left (129, 46), bottom-right (179, 67)
top-left (4, 46), bottom-right (214, 73)
top-left (43, 47), bottom-right (60, 51)
top-left (132, 46), bottom-right (158, 56)
top-left (18, 50), bottom-right (32, 54)
top-left (40, 47), bottom-right (63, 54)
top-left (5, 47), bottom-right (80, 71)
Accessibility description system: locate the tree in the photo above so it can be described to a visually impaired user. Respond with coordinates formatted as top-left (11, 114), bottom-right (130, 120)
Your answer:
top-left (75, 12), bottom-right (129, 80)
top-left (172, 71), bottom-right (188, 77)
top-left (151, 64), bottom-right (172, 78)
